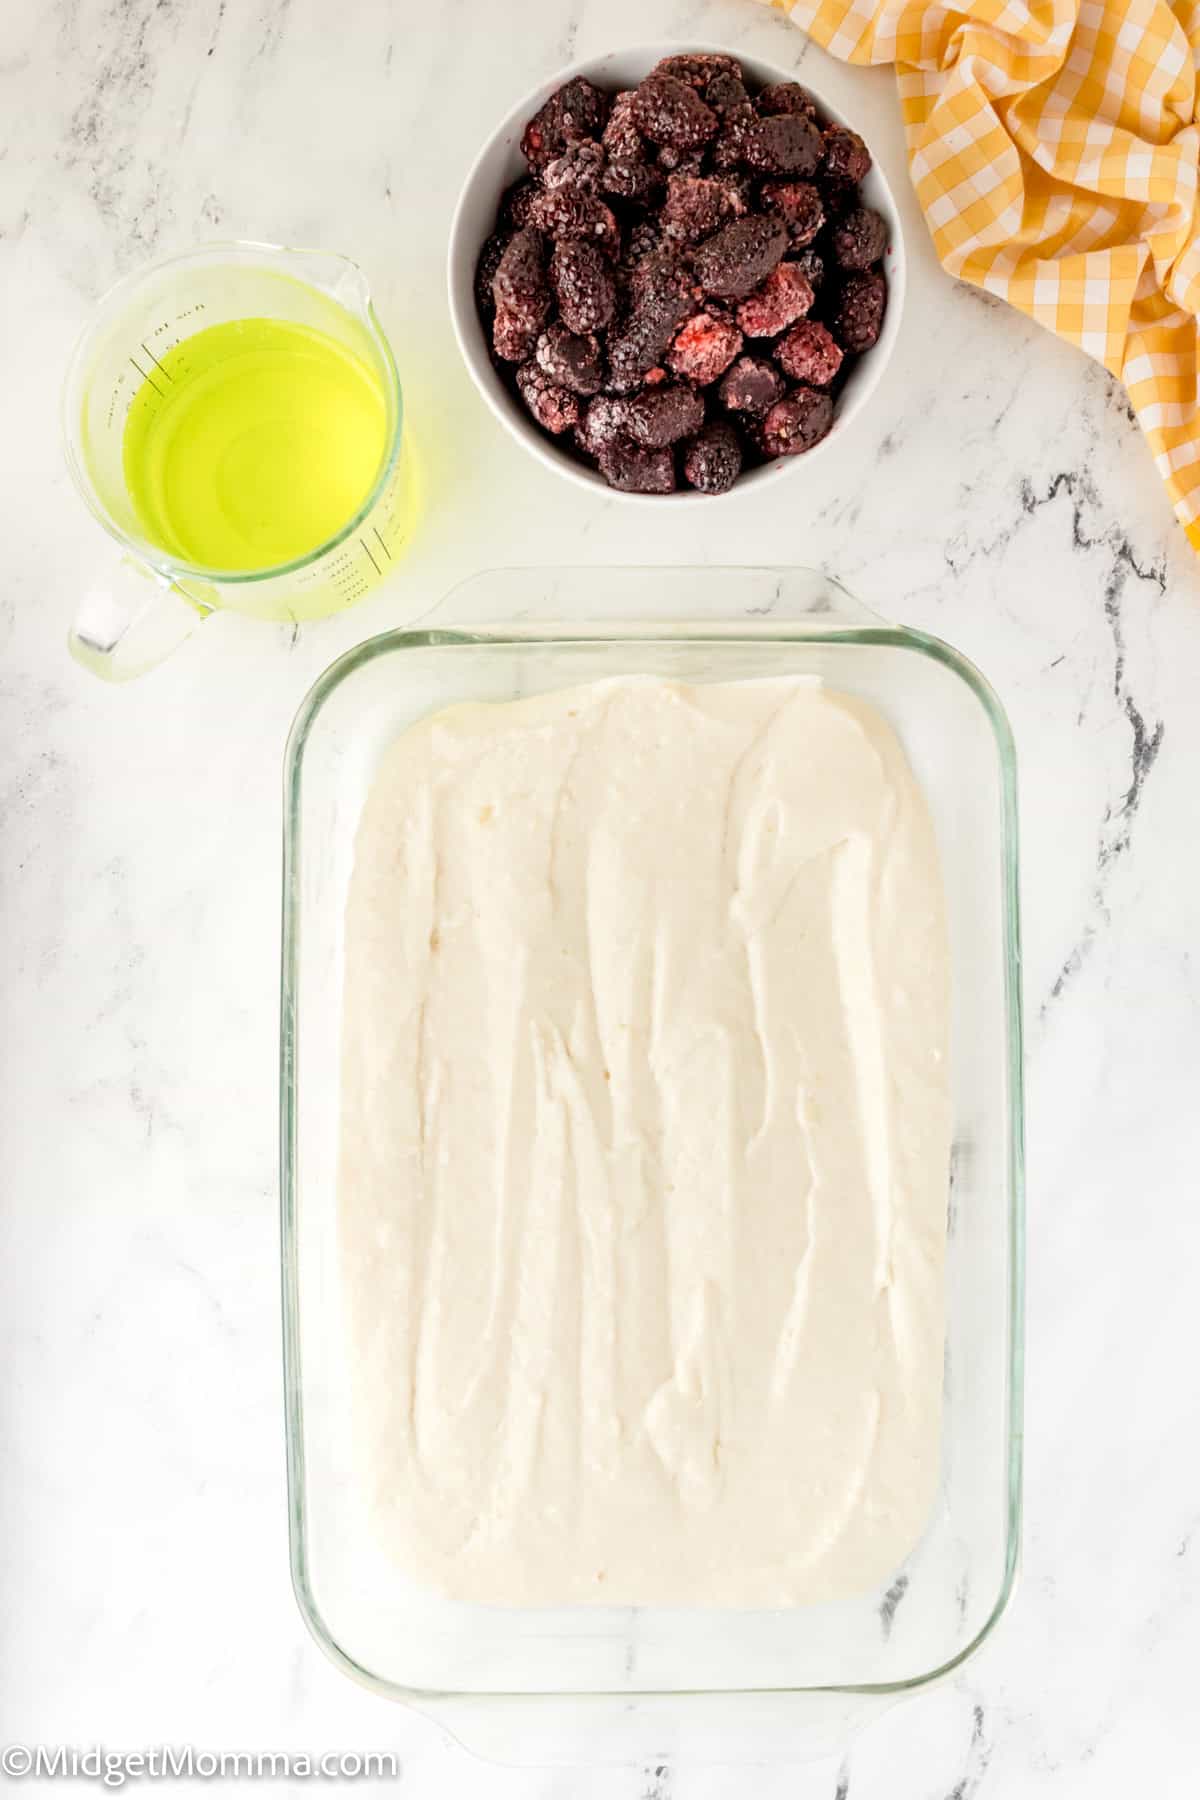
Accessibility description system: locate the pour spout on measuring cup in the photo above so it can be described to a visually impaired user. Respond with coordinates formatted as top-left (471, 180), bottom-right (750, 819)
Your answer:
top-left (68, 559), bottom-right (214, 682)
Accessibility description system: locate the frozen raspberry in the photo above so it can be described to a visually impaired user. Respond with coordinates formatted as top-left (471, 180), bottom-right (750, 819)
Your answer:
top-left (543, 140), bottom-right (606, 195)
top-left (625, 383), bottom-right (705, 448)
top-left (661, 173), bottom-right (745, 243)
top-left (492, 227), bottom-right (551, 331)
top-left (834, 271), bottom-right (887, 351)
top-left (492, 308), bottom-right (536, 363)
top-left (500, 178), bottom-right (538, 231)
top-left (528, 189), bottom-right (620, 258)
top-left (742, 112), bottom-right (823, 176)
top-left (759, 180), bottom-right (825, 246)
top-left (790, 245), bottom-right (825, 292)
top-left (550, 239), bottom-right (616, 333)
top-left (521, 78), bottom-right (608, 170)
top-left (598, 441), bottom-right (676, 493)
top-left (668, 312), bottom-right (743, 383)
top-left (831, 207), bottom-right (888, 271)
top-left (652, 52), bottom-right (743, 92)
top-left (737, 264), bottom-right (814, 337)
top-left (515, 360), bottom-right (580, 434)
top-left (608, 248), bottom-right (692, 390)
top-left (718, 354), bottom-right (785, 418)
top-left (705, 69), bottom-right (749, 115)
top-left (776, 319), bottom-right (843, 385)
top-left (693, 214), bottom-right (788, 299)
top-left (683, 421), bottom-right (742, 493)
top-left (757, 82), bottom-right (819, 120)
top-left (576, 394), bottom-right (630, 457)
top-left (535, 323), bottom-right (604, 395)
top-left (822, 124), bottom-right (872, 186)
top-left (760, 387), bottom-right (833, 456)
top-left (631, 74), bottom-right (718, 150)
top-left (474, 232), bottom-right (507, 319)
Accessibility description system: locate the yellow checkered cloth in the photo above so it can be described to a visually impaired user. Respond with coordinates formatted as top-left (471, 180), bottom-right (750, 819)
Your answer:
top-left (768, 0), bottom-right (1200, 549)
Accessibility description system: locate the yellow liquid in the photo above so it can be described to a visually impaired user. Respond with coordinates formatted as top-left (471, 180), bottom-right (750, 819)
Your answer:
top-left (122, 317), bottom-right (388, 571)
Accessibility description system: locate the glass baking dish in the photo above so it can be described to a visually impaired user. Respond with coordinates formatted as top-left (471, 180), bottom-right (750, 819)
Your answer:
top-left (280, 567), bottom-right (1024, 1756)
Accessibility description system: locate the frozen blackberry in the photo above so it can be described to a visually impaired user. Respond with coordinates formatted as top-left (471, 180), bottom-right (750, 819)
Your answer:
top-left (602, 156), bottom-right (663, 204)
top-left (712, 101), bottom-right (759, 172)
top-left (576, 394), bottom-right (630, 457)
top-left (668, 312), bottom-right (743, 384)
top-left (776, 319), bottom-right (843, 386)
top-left (760, 386), bottom-right (833, 456)
top-left (474, 232), bottom-right (507, 319)
top-left (661, 173), bottom-right (745, 243)
top-left (597, 441), bottom-right (676, 493)
top-left (683, 421), bottom-right (742, 493)
top-left (652, 52), bottom-right (743, 92)
top-left (515, 360), bottom-right (580, 434)
top-left (742, 112), bottom-right (823, 176)
top-left (625, 383), bottom-right (705, 447)
top-left (834, 271), bottom-right (887, 350)
top-left (528, 189), bottom-right (620, 258)
top-left (760, 180), bottom-right (825, 245)
top-left (831, 207), bottom-right (888, 271)
top-left (608, 248), bottom-right (692, 389)
top-left (492, 227), bottom-right (551, 331)
top-left (551, 239), bottom-right (616, 333)
top-left (622, 219), bottom-right (661, 269)
top-left (790, 245), bottom-right (825, 293)
top-left (535, 322), bottom-right (604, 395)
top-left (492, 308), bottom-right (536, 363)
top-left (543, 140), bottom-right (606, 195)
top-left (521, 78), bottom-right (609, 170)
top-left (693, 214), bottom-right (788, 299)
top-left (718, 354), bottom-right (785, 418)
top-left (630, 74), bottom-right (718, 150)
top-left (737, 263), bottom-right (814, 337)
top-left (822, 124), bottom-right (872, 185)
top-left (601, 90), bottom-right (645, 159)
top-left (757, 82), bottom-right (820, 120)
top-left (500, 178), bottom-right (538, 231)
top-left (705, 69), bottom-right (749, 115)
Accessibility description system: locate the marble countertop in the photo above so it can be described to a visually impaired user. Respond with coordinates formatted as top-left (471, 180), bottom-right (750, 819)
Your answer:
top-left (3, 0), bottom-right (1199, 1793)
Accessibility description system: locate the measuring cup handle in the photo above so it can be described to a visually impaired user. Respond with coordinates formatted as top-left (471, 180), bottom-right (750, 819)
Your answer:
top-left (68, 557), bottom-right (213, 681)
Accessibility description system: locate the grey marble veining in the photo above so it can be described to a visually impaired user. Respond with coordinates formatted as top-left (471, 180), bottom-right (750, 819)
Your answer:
top-left (3, 0), bottom-right (1200, 1794)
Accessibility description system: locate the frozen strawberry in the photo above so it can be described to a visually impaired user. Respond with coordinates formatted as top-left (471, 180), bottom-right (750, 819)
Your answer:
top-left (668, 312), bottom-right (743, 383)
top-left (737, 263), bottom-right (814, 337)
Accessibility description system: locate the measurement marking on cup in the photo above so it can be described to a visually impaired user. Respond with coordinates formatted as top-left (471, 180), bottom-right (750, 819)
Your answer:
top-left (128, 355), bottom-right (164, 399)
top-left (359, 537), bottom-right (382, 577)
top-left (373, 526), bottom-right (392, 561)
top-left (140, 341), bottom-right (174, 381)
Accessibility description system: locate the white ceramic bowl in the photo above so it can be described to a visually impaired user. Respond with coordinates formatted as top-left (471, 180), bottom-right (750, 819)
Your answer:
top-left (447, 41), bottom-right (907, 504)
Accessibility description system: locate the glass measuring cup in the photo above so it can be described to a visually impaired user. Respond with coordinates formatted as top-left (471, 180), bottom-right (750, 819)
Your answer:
top-left (63, 242), bottom-right (410, 681)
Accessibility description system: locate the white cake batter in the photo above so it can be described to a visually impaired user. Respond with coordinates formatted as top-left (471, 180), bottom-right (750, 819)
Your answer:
top-left (340, 675), bottom-right (951, 1607)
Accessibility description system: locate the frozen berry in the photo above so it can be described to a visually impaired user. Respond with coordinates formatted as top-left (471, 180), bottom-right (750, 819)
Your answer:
top-left (515, 360), bottom-right (580, 434)
top-left (521, 78), bottom-right (608, 170)
top-left (822, 124), bottom-right (871, 185)
top-left (693, 214), bottom-right (788, 299)
top-left (712, 102), bottom-right (759, 172)
top-left (474, 232), bottom-right (507, 319)
top-left (622, 219), bottom-right (661, 270)
top-left (543, 140), bottom-right (606, 194)
top-left (500, 179), bottom-right (538, 233)
top-left (776, 319), bottom-right (843, 385)
top-left (757, 82), bottom-right (819, 120)
top-left (652, 52), bottom-right (742, 92)
top-left (742, 112), bottom-right (823, 176)
top-left (631, 74), bottom-right (718, 150)
top-left (551, 239), bottom-right (616, 333)
top-left (625, 383), bottom-right (705, 447)
top-left (492, 308), bottom-right (536, 363)
top-left (657, 144), bottom-right (706, 177)
top-left (535, 322), bottom-right (603, 395)
top-left (737, 263), bottom-right (814, 337)
top-left (661, 173), bottom-right (745, 243)
top-left (602, 91), bottom-right (644, 159)
top-left (834, 270), bottom-right (887, 350)
top-left (760, 386), bottom-right (833, 456)
top-left (608, 248), bottom-right (693, 389)
top-left (668, 312), bottom-right (743, 383)
top-left (602, 157), bottom-right (663, 204)
top-left (576, 394), bottom-right (630, 457)
top-left (760, 180), bottom-right (825, 245)
top-left (718, 354), bottom-right (785, 418)
top-left (705, 69), bottom-right (749, 114)
top-left (831, 207), bottom-right (888, 271)
top-left (598, 440), bottom-right (676, 493)
top-left (492, 227), bottom-right (551, 331)
top-left (790, 245), bottom-right (825, 292)
top-left (683, 420), bottom-right (742, 493)
top-left (528, 189), bottom-right (620, 258)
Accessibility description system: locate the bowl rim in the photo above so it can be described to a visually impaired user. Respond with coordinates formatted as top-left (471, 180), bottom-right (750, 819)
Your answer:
top-left (446, 39), bottom-right (908, 505)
